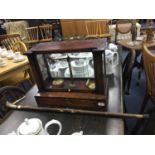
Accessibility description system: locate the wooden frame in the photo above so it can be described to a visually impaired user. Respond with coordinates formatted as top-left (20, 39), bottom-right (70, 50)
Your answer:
top-left (115, 19), bottom-right (132, 42)
top-left (60, 19), bottom-right (111, 38)
top-left (25, 26), bottom-right (39, 44)
top-left (116, 19), bottom-right (132, 34)
top-left (39, 24), bottom-right (53, 42)
top-left (142, 44), bottom-right (155, 103)
top-left (12, 41), bottom-right (27, 54)
top-left (85, 20), bottom-right (111, 39)
top-left (0, 33), bottom-right (21, 50)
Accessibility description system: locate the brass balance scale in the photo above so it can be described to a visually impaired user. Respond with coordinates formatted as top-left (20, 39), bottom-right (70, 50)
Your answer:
top-left (48, 52), bottom-right (95, 89)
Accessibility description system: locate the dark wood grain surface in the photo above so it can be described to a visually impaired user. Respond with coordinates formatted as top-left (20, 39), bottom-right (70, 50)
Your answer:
top-left (0, 52), bottom-right (124, 135)
top-left (26, 38), bottom-right (107, 54)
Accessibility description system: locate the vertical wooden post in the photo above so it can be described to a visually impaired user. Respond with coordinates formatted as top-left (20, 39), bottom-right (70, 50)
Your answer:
top-left (93, 50), bottom-right (105, 94)
top-left (27, 53), bottom-right (45, 92)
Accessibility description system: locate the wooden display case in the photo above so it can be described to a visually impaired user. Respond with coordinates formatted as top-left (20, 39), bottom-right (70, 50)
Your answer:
top-left (26, 38), bottom-right (108, 111)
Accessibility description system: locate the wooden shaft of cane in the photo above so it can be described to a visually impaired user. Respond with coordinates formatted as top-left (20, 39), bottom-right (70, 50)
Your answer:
top-left (6, 101), bottom-right (149, 119)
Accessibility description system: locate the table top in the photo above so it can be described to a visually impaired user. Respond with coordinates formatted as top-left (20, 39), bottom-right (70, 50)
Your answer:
top-left (117, 39), bottom-right (155, 50)
top-left (0, 52), bottom-right (124, 135)
top-left (0, 56), bottom-right (29, 81)
top-left (0, 56), bottom-right (30, 81)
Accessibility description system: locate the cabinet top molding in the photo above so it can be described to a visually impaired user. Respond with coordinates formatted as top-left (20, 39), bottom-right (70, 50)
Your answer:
top-left (26, 38), bottom-right (107, 54)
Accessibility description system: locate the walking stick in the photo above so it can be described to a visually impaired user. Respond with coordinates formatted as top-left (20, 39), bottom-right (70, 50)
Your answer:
top-left (6, 98), bottom-right (149, 120)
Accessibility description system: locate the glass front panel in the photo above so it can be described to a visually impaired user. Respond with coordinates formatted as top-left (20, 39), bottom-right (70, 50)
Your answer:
top-left (48, 52), bottom-right (94, 78)
top-left (36, 52), bottom-right (97, 92)
top-left (37, 54), bottom-right (48, 80)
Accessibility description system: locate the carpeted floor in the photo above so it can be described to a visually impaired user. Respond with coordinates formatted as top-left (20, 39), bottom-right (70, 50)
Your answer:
top-left (122, 50), bottom-right (153, 134)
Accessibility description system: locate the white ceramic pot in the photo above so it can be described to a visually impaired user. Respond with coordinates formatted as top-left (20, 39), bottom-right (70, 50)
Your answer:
top-left (0, 49), bottom-right (9, 58)
top-left (104, 49), bottom-right (119, 75)
top-left (50, 67), bottom-right (61, 77)
top-left (72, 131), bottom-right (83, 135)
top-left (0, 47), bottom-right (2, 53)
top-left (71, 59), bottom-right (89, 73)
top-left (0, 58), bottom-right (7, 67)
top-left (13, 52), bottom-right (25, 62)
top-left (108, 43), bottom-right (118, 52)
top-left (6, 50), bottom-right (15, 59)
top-left (16, 118), bottom-right (62, 135)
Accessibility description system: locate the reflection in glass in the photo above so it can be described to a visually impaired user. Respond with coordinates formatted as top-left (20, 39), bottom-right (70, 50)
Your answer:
top-left (47, 52), bottom-right (94, 78)
top-left (36, 52), bottom-right (96, 92)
